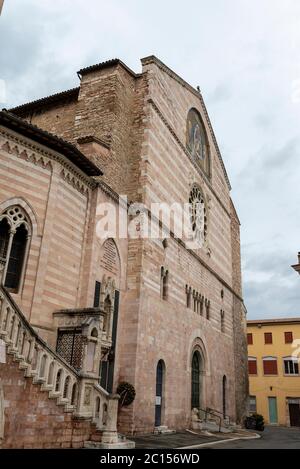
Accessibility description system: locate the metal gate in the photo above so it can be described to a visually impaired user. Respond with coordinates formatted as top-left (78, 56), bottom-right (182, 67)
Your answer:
top-left (56, 328), bottom-right (84, 371)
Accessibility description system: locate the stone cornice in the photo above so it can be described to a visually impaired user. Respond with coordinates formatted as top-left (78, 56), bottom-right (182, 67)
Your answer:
top-left (77, 135), bottom-right (111, 149)
top-left (96, 179), bottom-right (129, 209)
top-left (148, 98), bottom-right (231, 219)
top-left (0, 126), bottom-right (96, 192)
top-left (141, 55), bottom-right (231, 190)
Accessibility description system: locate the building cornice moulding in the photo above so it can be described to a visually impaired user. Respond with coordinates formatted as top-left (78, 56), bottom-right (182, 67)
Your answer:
top-left (0, 127), bottom-right (96, 192)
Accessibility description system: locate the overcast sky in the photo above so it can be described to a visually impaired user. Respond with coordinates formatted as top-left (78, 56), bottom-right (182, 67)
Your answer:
top-left (1, 0), bottom-right (300, 319)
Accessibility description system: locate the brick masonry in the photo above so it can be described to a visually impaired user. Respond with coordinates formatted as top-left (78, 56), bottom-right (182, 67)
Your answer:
top-left (0, 355), bottom-right (97, 448)
top-left (0, 55), bottom-right (249, 437)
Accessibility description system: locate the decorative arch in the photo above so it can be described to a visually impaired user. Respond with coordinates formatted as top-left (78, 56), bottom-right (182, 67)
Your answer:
top-left (0, 197), bottom-right (39, 237)
top-left (0, 203), bottom-right (33, 292)
top-left (191, 350), bottom-right (201, 408)
top-left (188, 335), bottom-right (209, 411)
top-left (98, 238), bottom-right (121, 288)
top-left (155, 359), bottom-right (166, 427)
top-left (186, 108), bottom-right (210, 175)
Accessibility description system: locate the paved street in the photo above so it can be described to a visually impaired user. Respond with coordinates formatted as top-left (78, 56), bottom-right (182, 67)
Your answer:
top-left (132, 426), bottom-right (300, 449)
top-left (210, 426), bottom-right (300, 449)
top-left (132, 431), bottom-right (220, 449)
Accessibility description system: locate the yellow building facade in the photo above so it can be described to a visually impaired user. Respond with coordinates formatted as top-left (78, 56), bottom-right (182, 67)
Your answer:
top-left (247, 318), bottom-right (300, 427)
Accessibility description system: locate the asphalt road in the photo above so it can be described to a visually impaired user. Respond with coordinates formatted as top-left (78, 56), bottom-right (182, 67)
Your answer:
top-left (211, 426), bottom-right (300, 449)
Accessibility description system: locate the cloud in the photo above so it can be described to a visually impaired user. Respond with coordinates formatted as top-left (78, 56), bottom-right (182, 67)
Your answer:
top-left (208, 83), bottom-right (232, 104)
top-left (1, 0), bottom-right (300, 318)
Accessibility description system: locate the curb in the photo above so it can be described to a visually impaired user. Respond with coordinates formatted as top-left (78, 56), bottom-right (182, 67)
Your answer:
top-left (177, 432), bottom-right (261, 449)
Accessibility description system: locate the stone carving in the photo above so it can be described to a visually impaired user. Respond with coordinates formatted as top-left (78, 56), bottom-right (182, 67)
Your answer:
top-left (187, 109), bottom-right (206, 162)
top-left (100, 239), bottom-right (120, 277)
top-left (84, 386), bottom-right (92, 406)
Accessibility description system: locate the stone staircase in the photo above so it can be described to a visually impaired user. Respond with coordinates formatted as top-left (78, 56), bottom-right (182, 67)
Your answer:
top-left (0, 284), bottom-right (134, 448)
top-left (192, 407), bottom-right (236, 434)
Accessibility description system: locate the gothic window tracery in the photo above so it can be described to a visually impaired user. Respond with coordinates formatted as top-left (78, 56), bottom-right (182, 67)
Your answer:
top-left (188, 185), bottom-right (207, 249)
top-left (0, 205), bottom-right (31, 292)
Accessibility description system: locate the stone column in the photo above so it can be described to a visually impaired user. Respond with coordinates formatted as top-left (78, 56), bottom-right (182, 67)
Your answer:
top-left (101, 394), bottom-right (120, 444)
top-left (0, 259), bottom-right (5, 286)
top-left (2, 229), bottom-right (15, 284)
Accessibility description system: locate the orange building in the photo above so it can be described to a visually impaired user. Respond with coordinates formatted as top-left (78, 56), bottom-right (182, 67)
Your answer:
top-left (247, 318), bottom-right (300, 427)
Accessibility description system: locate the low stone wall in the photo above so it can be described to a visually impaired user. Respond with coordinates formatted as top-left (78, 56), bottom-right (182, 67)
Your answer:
top-left (0, 355), bottom-right (98, 448)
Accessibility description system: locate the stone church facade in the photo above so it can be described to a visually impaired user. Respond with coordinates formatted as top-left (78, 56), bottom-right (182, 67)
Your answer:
top-left (0, 56), bottom-right (248, 447)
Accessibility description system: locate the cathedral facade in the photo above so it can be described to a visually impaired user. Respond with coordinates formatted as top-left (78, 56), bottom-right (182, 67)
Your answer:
top-left (0, 56), bottom-right (248, 447)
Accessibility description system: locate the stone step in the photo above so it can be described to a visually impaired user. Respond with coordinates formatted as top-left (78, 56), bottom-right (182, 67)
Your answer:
top-left (84, 439), bottom-right (135, 449)
top-left (48, 391), bottom-right (61, 399)
top-left (154, 426), bottom-right (176, 434)
top-left (64, 404), bottom-right (75, 413)
top-left (56, 397), bottom-right (69, 406)
top-left (19, 361), bottom-right (30, 371)
top-left (40, 383), bottom-right (54, 392)
top-left (201, 420), bottom-right (232, 433)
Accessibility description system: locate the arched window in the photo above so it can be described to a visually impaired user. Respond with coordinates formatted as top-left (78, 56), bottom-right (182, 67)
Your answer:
top-left (102, 403), bottom-right (108, 426)
top-left (188, 185), bottom-right (207, 248)
top-left (186, 108), bottom-right (210, 175)
top-left (95, 396), bottom-right (101, 418)
top-left (220, 310), bottom-right (225, 333)
top-left (163, 271), bottom-right (168, 300)
top-left (205, 299), bottom-right (210, 320)
top-left (103, 296), bottom-right (111, 332)
top-left (55, 369), bottom-right (62, 392)
top-left (71, 383), bottom-right (78, 406)
top-left (160, 268), bottom-right (168, 301)
top-left (186, 285), bottom-right (192, 308)
top-left (48, 362), bottom-right (54, 385)
top-left (222, 375), bottom-right (227, 418)
top-left (155, 360), bottom-right (165, 427)
top-left (0, 206), bottom-right (31, 292)
top-left (39, 354), bottom-right (47, 378)
top-left (191, 351), bottom-right (201, 409)
top-left (63, 376), bottom-right (70, 399)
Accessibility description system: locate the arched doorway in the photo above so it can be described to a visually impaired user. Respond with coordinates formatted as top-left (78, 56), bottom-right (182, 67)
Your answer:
top-left (222, 375), bottom-right (227, 418)
top-left (155, 360), bottom-right (165, 427)
top-left (191, 351), bottom-right (201, 409)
